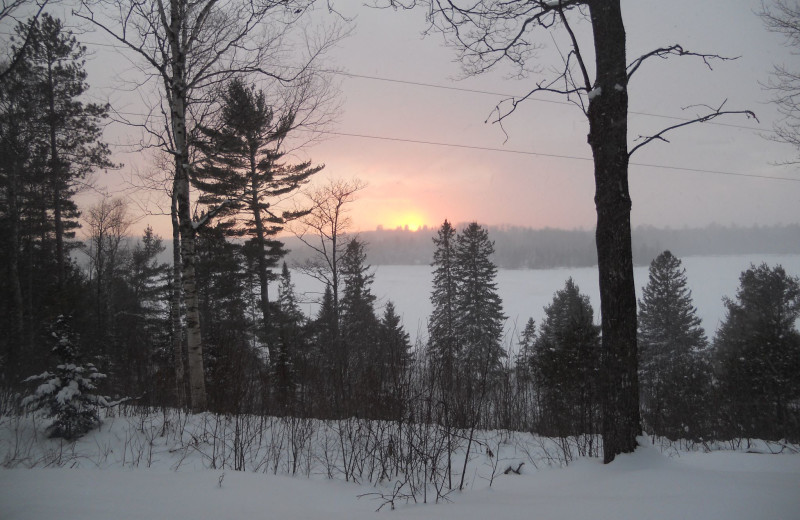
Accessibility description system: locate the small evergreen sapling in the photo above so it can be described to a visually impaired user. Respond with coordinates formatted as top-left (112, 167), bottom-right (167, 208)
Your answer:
top-left (22, 315), bottom-right (109, 439)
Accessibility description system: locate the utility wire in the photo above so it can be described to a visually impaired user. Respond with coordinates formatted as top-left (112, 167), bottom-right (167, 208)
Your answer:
top-left (6, 32), bottom-right (791, 182)
top-left (319, 130), bottom-right (800, 183)
top-left (3, 30), bottom-right (768, 134)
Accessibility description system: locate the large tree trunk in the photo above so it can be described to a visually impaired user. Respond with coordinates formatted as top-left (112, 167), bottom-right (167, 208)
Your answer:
top-left (250, 161), bottom-right (273, 358)
top-left (170, 0), bottom-right (206, 412)
top-left (587, 0), bottom-right (641, 463)
top-left (171, 188), bottom-right (186, 408)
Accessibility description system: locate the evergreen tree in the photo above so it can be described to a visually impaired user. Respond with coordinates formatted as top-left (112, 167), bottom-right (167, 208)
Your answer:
top-left (454, 222), bottom-right (506, 380)
top-left (311, 284), bottom-right (339, 415)
top-left (339, 237), bottom-right (380, 416)
top-left (22, 14), bottom-right (113, 289)
top-left (1, 15), bottom-right (110, 379)
top-left (377, 301), bottom-right (413, 418)
top-left (638, 251), bottom-right (711, 440)
top-left (714, 263), bottom-right (800, 440)
top-left (194, 78), bottom-right (322, 349)
top-left (272, 262), bottom-right (308, 413)
top-left (22, 315), bottom-right (108, 440)
top-left (195, 225), bottom-right (263, 413)
top-left (118, 226), bottom-right (171, 402)
top-left (428, 220), bottom-right (460, 394)
top-left (515, 317), bottom-right (537, 379)
top-left (533, 278), bottom-right (600, 437)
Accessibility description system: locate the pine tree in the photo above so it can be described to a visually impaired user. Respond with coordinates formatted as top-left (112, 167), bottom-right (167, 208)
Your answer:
top-left (533, 278), bottom-right (600, 437)
top-left (377, 301), bottom-right (413, 418)
top-left (22, 315), bottom-right (109, 440)
top-left (272, 262), bottom-right (308, 413)
top-left (638, 251), bottom-right (711, 440)
top-left (515, 317), bottom-right (537, 380)
top-left (428, 220), bottom-right (460, 393)
top-left (22, 14), bottom-right (113, 289)
top-left (714, 263), bottom-right (800, 440)
top-left (195, 225), bottom-right (262, 413)
top-left (454, 222), bottom-right (506, 380)
top-left (311, 284), bottom-right (339, 415)
top-left (339, 238), bottom-right (380, 416)
top-left (194, 78), bottom-right (322, 350)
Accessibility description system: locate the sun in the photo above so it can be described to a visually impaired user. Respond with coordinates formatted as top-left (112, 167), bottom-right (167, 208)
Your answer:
top-left (387, 211), bottom-right (427, 231)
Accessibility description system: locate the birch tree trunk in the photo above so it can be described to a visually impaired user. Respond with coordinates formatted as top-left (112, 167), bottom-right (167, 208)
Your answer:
top-left (171, 188), bottom-right (186, 408)
top-left (168, 0), bottom-right (206, 412)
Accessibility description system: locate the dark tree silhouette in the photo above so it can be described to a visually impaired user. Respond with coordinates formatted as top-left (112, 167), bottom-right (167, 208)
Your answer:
top-left (638, 251), bottom-right (711, 440)
top-left (714, 263), bottom-right (800, 440)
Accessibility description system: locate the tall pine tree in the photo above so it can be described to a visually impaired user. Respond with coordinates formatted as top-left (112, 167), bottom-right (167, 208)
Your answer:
top-left (194, 78), bottom-right (322, 353)
top-left (428, 219), bottom-right (460, 396)
top-left (454, 222), bottom-right (506, 380)
top-left (714, 263), bottom-right (800, 440)
top-left (638, 251), bottom-right (711, 440)
top-left (533, 278), bottom-right (600, 437)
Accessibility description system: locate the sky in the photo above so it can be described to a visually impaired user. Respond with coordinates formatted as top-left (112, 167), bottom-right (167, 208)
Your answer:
top-left (21, 0), bottom-right (799, 237)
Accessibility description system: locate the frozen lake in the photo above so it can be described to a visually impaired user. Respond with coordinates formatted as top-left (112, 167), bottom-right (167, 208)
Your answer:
top-left (288, 254), bottom-right (800, 348)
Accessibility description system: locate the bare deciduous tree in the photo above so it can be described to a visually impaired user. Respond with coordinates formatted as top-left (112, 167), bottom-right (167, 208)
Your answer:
top-left (294, 177), bottom-right (366, 324)
top-left (761, 0), bottom-right (800, 163)
top-left (382, 0), bottom-right (753, 462)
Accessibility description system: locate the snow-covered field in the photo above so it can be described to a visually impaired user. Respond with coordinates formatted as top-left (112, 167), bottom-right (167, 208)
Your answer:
top-left (291, 254), bottom-right (800, 344)
top-left (1, 411), bottom-right (798, 520)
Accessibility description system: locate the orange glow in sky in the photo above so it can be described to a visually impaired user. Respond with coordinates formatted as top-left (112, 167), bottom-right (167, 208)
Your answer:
top-left (381, 209), bottom-right (429, 231)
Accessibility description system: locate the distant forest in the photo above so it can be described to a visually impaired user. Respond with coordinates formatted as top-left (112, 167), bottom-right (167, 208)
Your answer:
top-left (284, 223), bottom-right (800, 269)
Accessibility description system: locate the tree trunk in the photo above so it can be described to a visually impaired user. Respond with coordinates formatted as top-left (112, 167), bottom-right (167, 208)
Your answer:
top-left (250, 161), bottom-right (273, 357)
top-left (587, 0), bottom-right (641, 463)
top-left (6, 168), bottom-right (24, 375)
top-left (170, 0), bottom-right (206, 412)
top-left (171, 188), bottom-right (186, 408)
top-left (47, 59), bottom-right (65, 290)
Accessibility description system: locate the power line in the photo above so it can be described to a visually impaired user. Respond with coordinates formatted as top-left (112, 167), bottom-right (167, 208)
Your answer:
top-left (2, 29), bottom-right (767, 134)
top-left (328, 70), bottom-right (770, 134)
top-left (319, 130), bottom-right (800, 183)
top-left (5, 31), bottom-right (789, 182)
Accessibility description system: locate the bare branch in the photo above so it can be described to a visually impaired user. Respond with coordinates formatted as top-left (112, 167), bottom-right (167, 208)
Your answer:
top-left (627, 44), bottom-right (738, 81)
top-left (629, 101), bottom-right (758, 157)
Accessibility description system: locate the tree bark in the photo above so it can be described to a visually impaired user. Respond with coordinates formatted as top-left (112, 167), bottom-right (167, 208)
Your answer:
top-left (171, 188), bottom-right (186, 408)
top-left (250, 157), bottom-right (273, 357)
top-left (169, 0), bottom-right (206, 412)
top-left (587, 0), bottom-right (641, 463)
top-left (47, 58), bottom-right (65, 290)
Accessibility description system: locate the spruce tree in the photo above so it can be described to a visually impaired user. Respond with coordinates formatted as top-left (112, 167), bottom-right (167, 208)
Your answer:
top-left (22, 315), bottom-right (109, 440)
top-left (339, 238), bottom-right (380, 416)
top-left (453, 222), bottom-right (506, 380)
top-left (273, 262), bottom-right (308, 413)
top-left (428, 219), bottom-right (460, 396)
top-left (377, 301), bottom-right (412, 418)
top-left (638, 251), bottom-right (711, 440)
top-left (714, 263), bottom-right (800, 440)
top-left (533, 278), bottom-right (600, 437)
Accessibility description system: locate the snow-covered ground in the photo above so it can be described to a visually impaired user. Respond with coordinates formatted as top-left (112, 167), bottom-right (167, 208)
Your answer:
top-left (291, 254), bottom-right (800, 344)
top-left (1, 432), bottom-right (798, 519)
top-left (1, 412), bottom-right (799, 519)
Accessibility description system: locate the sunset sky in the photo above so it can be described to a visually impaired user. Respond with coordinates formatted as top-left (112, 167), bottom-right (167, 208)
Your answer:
top-left (50, 0), bottom-right (800, 236)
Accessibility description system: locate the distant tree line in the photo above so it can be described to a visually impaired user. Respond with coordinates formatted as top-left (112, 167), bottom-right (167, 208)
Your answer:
top-left (282, 224), bottom-right (800, 269)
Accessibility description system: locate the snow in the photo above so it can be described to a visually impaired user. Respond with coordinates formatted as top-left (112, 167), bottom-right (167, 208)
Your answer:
top-left (588, 86), bottom-right (602, 100)
top-left (1, 427), bottom-right (798, 520)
